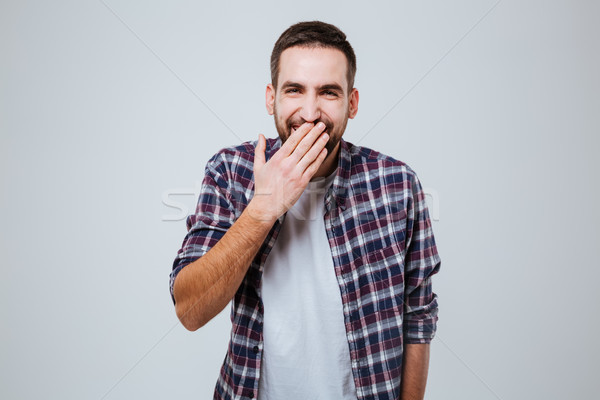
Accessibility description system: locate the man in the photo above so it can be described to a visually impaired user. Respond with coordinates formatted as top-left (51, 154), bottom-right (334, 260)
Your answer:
top-left (170, 21), bottom-right (440, 400)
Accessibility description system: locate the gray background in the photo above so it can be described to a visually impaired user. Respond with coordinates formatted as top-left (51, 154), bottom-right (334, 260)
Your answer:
top-left (2, 0), bottom-right (599, 399)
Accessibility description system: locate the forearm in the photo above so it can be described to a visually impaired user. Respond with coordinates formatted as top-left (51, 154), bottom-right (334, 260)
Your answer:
top-left (173, 200), bottom-right (275, 331)
top-left (400, 343), bottom-right (430, 400)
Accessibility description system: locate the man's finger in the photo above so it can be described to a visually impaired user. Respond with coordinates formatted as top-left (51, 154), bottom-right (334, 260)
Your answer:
top-left (290, 122), bottom-right (326, 162)
top-left (278, 122), bottom-right (314, 158)
top-left (303, 147), bottom-right (328, 180)
top-left (297, 132), bottom-right (329, 173)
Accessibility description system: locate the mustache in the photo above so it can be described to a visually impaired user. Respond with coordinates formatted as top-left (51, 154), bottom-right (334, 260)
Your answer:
top-left (287, 119), bottom-right (333, 133)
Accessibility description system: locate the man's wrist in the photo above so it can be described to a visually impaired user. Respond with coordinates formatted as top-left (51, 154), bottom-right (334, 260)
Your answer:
top-left (245, 198), bottom-right (279, 226)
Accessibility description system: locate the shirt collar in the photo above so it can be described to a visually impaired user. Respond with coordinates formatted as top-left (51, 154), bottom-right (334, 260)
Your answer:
top-left (328, 139), bottom-right (351, 211)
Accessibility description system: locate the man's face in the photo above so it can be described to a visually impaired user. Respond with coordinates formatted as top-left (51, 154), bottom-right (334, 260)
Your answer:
top-left (266, 46), bottom-right (358, 158)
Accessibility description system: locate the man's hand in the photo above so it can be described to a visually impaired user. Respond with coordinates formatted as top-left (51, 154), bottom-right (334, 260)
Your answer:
top-left (248, 122), bottom-right (329, 222)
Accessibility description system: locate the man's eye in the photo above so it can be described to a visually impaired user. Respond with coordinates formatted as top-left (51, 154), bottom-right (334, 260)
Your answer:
top-left (323, 91), bottom-right (338, 97)
top-left (286, 88), bottom-right (300, 93)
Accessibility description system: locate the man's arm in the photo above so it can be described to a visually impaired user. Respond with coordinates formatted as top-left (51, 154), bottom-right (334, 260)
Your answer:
top-left (400, 343), bottom-right (430, 400)
top-left (400, 171), bottom-right (440, 398)
top-left (173, 122), bottom-right (329, 331)
top-left (173, 203), bottom-right (274, 331)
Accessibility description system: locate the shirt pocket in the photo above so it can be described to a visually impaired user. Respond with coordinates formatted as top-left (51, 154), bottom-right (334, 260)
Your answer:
top-left (351, 245), bottom-right (405, 314)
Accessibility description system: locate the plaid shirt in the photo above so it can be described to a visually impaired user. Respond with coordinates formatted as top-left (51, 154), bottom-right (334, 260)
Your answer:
top-left (170, 138), bottom-right (440, 400)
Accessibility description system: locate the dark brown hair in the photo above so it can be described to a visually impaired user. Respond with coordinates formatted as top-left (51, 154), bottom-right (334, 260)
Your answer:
top-left (270, 21), bottom-right (357, 91)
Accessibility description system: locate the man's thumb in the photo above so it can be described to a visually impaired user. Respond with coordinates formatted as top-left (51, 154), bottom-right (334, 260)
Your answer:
top-left (254, 134), bottom-right (266, 169)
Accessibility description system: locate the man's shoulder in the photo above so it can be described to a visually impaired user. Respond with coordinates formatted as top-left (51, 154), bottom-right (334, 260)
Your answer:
top-left (343, 140), bottom-right (416, 177)
top-left (203, 139), bottom-right (264, 174)
top-left (208, 138), bottom-right (280, 162)
top-left (209, 140), bottom-right (257, 161)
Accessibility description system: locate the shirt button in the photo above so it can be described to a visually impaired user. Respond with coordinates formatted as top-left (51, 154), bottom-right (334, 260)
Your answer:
top-left (253, 345), bottom-right (259, 354)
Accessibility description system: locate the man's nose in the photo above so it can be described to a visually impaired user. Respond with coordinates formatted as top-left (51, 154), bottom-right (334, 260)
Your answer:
top-left (298, 95), bottom-right (321, 123)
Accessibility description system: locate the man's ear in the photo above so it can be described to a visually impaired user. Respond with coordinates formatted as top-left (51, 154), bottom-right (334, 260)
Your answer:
top-left (266, 84), bottom-right (275, 115)
top-left (348, 88), bottom-right (359, 119)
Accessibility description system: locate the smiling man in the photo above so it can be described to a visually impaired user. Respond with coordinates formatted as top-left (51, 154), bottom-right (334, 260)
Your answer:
top-left (170, 21), bottom-right (440, 400)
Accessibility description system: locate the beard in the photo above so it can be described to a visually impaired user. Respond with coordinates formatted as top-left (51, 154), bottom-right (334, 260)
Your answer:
top-left (273, 106), bottom-right (348, 158)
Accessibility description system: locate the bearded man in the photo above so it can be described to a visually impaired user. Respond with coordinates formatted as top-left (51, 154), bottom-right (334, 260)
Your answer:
top-left (170, 21), bottom-right (440, 400)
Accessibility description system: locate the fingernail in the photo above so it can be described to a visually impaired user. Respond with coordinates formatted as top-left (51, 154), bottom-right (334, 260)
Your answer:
top-left (317, 122), bottom-right (325, 129)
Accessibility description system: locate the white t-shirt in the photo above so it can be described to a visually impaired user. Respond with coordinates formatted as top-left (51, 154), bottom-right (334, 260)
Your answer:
top-left (258, 171), bottom-right (357, 400)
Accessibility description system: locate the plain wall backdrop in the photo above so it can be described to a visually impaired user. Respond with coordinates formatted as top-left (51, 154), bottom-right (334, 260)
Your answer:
top-left (2, 0), bottom-right (599, 399)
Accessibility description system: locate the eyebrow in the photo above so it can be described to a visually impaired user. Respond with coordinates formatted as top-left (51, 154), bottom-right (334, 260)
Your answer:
top-left (280, 81), bottom-right (345, 94)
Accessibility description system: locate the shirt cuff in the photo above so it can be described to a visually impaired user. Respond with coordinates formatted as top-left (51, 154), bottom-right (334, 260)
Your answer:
top-left (403, 295), bottom-right (439, 344)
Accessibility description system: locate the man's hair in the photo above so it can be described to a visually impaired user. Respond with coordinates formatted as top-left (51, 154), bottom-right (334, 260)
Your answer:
top-left (270, 21), bottom-right (357, 91)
